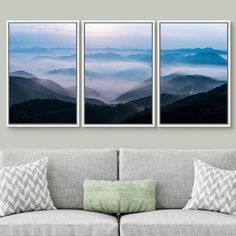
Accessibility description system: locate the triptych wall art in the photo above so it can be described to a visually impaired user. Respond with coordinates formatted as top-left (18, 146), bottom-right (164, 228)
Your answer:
top-left (7, 21), bottom-right (231, 128)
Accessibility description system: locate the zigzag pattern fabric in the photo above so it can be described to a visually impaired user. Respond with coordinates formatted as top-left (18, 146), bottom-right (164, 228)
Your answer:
top-left (0, 158), bottom-right (55, 217)
top-left (184, 159), bottom-right (236, 214)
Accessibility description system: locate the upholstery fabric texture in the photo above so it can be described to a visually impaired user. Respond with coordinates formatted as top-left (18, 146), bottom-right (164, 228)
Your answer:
top-left (119, 149), bottom-right (236, 209)
top-left (184, 159), bottom-right (236, 214)
top-left (0, 149), bottom-right (118, 209)
top-left (120, 209), bottom-right (236, 236)
top-left (84, 179), bottom-right (156, 214)
top-left (0, 158), bottom-right (55, 217)
top-left (0, 209), bottom-right (118, 236)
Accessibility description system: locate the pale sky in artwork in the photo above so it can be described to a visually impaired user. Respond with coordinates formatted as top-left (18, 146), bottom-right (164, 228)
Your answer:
top-left (85, 23), bottom-right (152, 49)
top-left (161, 23), bottom-right (228, 50)
top-left (10, 23), bottom-right (77, 48)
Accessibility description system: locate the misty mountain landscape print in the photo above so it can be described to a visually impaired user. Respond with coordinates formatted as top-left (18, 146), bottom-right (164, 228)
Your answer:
top-left (8, 22), bottom-right (78, 125)
top-left (160, 22), bottom-right (229, 126)
top-left (84, 22), bottom-right (154, 125)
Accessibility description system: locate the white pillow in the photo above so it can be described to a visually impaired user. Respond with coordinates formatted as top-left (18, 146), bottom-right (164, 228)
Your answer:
top-left (0, 158), bottom-right (55, 217)
top-left (184, 159), bottom-right (236, 214)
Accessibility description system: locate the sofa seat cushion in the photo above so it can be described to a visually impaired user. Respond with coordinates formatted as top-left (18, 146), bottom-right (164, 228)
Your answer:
top-left (0, 210), bottom-right (118, 236)
top-left (120, 209), bottom-right (236, 236)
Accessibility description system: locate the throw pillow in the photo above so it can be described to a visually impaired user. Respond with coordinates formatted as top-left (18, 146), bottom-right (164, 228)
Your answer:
top-left (184, 159), bottom-right (236, 214)
top-left (0, 157), bottom-right (55, 217)
top-left (83, 179), bottom-right (156, 214)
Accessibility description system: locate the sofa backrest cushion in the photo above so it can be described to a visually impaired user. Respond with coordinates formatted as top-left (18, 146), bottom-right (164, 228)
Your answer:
top-left (119, 149), bottom-right (236, 209)
top-left (0, 149), bottom-right (118, 209)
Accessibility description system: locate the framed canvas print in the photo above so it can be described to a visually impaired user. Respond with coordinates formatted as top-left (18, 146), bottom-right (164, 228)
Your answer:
top-left (7, 21), bottom-right (79, 127)
top-left (82, 21), bottom-right (155, 127)
top-left (158, 21), bottom-right (231, 127)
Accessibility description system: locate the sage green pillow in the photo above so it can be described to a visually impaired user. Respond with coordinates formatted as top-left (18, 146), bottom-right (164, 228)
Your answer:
top-left (83, 179), bottom-right (156, 214)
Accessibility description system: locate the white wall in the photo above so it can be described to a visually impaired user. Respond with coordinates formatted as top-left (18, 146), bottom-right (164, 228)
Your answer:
top-left (0, 0), bottom-right (235, 149)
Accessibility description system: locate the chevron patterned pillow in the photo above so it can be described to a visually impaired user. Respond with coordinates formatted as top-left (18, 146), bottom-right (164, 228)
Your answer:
top-left (0, 158), bottom-right (55, 217)
top-left (184, 159), bottom-right (236, 214)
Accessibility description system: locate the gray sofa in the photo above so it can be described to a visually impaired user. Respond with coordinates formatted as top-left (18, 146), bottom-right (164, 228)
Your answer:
top-left (1, 149), bottom-right (236, 236)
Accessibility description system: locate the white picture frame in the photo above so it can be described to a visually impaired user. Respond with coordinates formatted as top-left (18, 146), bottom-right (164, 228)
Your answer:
top-left (82, 20), bottom-right (156, 128)
top-left (7, 20), bottom-right (80, 127)
top-left (157, 20), bottom-right (231, 128)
